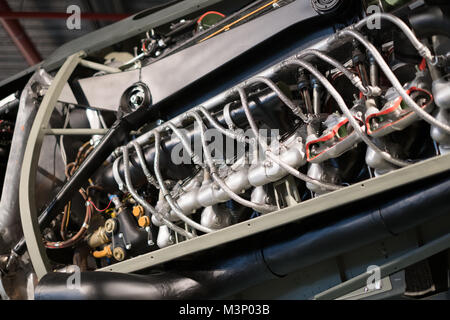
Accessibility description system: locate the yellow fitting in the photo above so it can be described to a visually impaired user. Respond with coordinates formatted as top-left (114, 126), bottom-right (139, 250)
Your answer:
top-left (132, 205), bottom-right (144, 217)
top-left (92, 245), bottom-right (112, 259)
top-left (87, 226), bottom-right (109, 248)
top-left (138, 215), bottom-right (150, 228)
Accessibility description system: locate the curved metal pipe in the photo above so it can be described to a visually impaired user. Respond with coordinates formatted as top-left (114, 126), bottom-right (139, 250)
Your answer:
top-left (121, 146), bottom-right (194, 239)
top-left (287, 58), bottom-right (411, 168)
top-left (0, 70), bottom-right (51, 254)
top-left (153, 131), bottom-right (216, 234)
top-left (339, 29), bottom-right (450, 135)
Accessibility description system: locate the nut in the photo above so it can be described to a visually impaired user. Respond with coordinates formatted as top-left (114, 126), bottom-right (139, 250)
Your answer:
top-left (113, 247), bottom-right (126, 261)
top-left (138, 216), bottom-right (150, 228)
top-left (132, 205), bottom-right (144, 217)
top-left (104, 219), bottom-right (117, 234)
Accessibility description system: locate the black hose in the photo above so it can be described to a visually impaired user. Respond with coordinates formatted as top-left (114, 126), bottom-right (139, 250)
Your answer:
top-left (409, 7), bottom-right (450, 39)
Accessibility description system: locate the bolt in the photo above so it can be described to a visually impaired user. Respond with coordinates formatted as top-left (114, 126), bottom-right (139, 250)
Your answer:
top-left (132, 205), bottom-right (144, 217)
top-left (113, 247), bottom-right (126, 261)
top-left (138, 216), bottom-right (150, 228)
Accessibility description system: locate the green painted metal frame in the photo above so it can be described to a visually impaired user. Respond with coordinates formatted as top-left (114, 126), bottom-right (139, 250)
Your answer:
top-left (19, 51), bottom-right (85, 279)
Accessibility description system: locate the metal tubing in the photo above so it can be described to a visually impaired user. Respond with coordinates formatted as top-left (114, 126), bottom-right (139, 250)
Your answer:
top-left (287, 58), bottom-right (411, 168)
top-left (121, 145), bottom-right (194, 239)
top-left (79, 59), bottom-right (121, 74)
top-left (339, 29), bottom-right (450, 135)
top-left (0, 70), bottom-right (51, 254)
top-left (44, 128), bottom-right (109, 135)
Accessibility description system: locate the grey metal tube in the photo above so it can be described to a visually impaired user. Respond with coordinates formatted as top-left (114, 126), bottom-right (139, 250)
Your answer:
top-left (262, 174), bottom-right (450, 276)
top-left (265, 151), bottom-right (342, 191)
top-left (194, 106), bottom-right (250, 144)
top-left (153, 131), bottom-right (216, 234)
top-left (0, 70), bottom-right (51, 253)
top-left (236, 86), bottom-right (342, 191)
top-left (164, 122), bottom-right (203, 168)
top-left (79, 59), bottom-right (121, 74)
top-left (188, 111), bottom-right (277, 214)
top-left (287, 58), bottom-right (411, 168)
top-left (245, 76), bottom-right (307, 121)
top-left (121, 146), bottom-right (194, 239)
top-left (297, 49), bottom-right (370, 95)
top-left (236, 87), bottom-right (268, 150)
top-left (354, 12), bottom-right (434, 62)
top-left (131, 141), bottom-right (159, 188)
top-left (339, 29), bottom-right (450, 135)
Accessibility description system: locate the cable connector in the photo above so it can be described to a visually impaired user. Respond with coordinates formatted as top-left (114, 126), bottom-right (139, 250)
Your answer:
top-left (418, 45), bottom-right (434, 63)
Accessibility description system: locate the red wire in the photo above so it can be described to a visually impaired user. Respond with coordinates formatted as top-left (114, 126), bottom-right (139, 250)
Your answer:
top-left (419, 58), bottom-right (427, 71)
top-left (197, 11), bottom-right (225, 24)
top-left (89, 199), bottom-right (112, 212)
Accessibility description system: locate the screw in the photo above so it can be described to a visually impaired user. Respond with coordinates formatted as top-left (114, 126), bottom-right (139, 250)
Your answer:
top-left (113, 247), bottom-right (126, 261)
top-left (104, 219), bottom-right (116, 234)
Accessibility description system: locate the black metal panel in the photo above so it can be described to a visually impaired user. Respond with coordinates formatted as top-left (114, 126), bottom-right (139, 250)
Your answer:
top-left (72, 1), bottom-right (320, 110)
